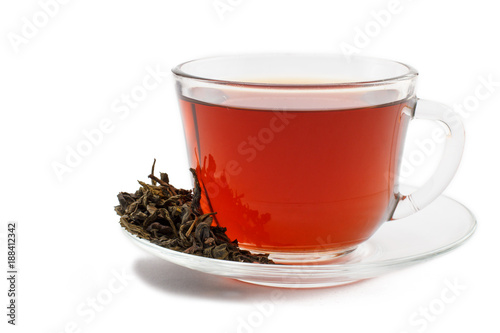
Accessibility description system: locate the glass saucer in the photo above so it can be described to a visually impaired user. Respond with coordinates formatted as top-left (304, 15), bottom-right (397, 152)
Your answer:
top-left (123, 195), bottom-right (476, 288)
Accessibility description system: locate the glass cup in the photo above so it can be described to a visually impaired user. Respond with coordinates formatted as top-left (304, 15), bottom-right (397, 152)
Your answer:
top-left (172, 54), bottom-right (464, 263)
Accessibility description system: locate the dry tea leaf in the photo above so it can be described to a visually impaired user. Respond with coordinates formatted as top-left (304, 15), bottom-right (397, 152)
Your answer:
top-left (116, 160), bottom-right (274, 264)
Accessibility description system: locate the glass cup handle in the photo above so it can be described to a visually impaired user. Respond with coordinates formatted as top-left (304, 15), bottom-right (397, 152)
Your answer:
top-left (392, 99), bottom-right (465, 219)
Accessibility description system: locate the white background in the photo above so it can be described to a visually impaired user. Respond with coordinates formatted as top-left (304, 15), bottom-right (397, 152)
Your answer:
top-left (1, 0), bottom-right (499, 332)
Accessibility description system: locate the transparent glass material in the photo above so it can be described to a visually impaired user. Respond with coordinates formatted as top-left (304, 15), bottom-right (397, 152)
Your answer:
top-left (124, 195), bottom-right (476, 288)
top-left (172, 54), bottom-right (465, 263)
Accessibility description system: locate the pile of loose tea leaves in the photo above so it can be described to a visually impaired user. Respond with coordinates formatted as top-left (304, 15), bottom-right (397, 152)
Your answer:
top-left (115, 160), bottom-right (273, 264)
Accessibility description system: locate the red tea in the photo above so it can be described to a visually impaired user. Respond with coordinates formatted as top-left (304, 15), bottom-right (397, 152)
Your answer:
top-left (179, 95), bottom-right (411, 253)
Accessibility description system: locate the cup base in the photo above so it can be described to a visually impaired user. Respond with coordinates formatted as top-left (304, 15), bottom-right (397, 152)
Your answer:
top-left (240, 245), bottom-right (358, 265)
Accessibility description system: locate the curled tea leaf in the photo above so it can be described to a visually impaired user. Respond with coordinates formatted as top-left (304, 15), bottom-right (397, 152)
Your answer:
top-left (115, 160), bottom-right (274, 264)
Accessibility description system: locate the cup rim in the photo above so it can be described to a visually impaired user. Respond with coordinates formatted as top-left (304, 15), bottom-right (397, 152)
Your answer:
top-left (172, 53), bottom-right (419, 88)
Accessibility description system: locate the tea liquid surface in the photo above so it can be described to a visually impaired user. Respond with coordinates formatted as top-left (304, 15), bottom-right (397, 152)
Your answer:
top-left (179, 95), bottom-right (410, 252)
